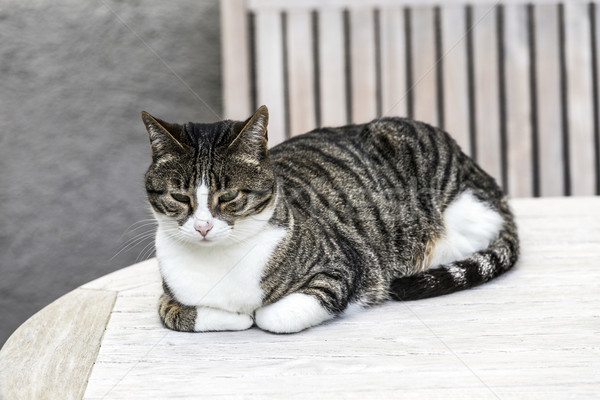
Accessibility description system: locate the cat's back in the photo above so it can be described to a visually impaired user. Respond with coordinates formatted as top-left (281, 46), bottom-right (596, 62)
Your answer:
top-left (269, 117), bottom-right (459, 187)
top-left (269, 122), bottom-right (365, 162)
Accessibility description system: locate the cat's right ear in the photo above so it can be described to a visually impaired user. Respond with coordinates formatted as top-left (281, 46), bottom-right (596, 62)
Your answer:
top-left (141, 112), bottom-right (185, 159)
top-left (228, 105), bottom-right (269, 159)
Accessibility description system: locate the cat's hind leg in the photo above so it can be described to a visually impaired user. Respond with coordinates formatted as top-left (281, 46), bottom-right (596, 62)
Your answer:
top-left (255, 270), bottom-right (355, 333)
top-left (255, 293), bottom-right (333, 333)
top-left (158, 294), bottom-right (253, 332)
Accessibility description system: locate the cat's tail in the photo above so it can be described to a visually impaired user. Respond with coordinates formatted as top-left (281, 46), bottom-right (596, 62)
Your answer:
top-left (389, 200), bottom-right (519, 301)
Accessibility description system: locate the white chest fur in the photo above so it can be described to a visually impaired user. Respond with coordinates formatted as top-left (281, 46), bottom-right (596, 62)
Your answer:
top-left (156, 225), bottom-right (286, 314)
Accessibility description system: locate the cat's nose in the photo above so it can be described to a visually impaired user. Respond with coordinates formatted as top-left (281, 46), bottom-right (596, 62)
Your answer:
top-left (194, 220), bottom-right (213, 237)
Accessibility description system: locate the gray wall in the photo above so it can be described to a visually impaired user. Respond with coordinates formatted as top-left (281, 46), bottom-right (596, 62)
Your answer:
top-left (0, 0), bottom-right (222, 346)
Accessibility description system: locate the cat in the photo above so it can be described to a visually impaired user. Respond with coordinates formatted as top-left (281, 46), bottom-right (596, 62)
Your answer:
top-left (142, 105), bottom-right (519, 334)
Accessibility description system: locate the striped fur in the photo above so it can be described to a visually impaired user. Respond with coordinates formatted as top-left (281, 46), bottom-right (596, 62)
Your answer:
top-left (143, 106), bottom-right (519, 333)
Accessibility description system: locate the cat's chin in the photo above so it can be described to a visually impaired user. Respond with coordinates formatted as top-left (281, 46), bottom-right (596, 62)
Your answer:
top-left (194, 237), bottom-right (225, 246)
top-left (182, 233), bottom-right (236, 248)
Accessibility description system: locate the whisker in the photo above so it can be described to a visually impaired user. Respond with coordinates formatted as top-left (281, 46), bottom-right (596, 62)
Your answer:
top-left (111, 231), bottom-right (156, 261)
top-left (136, 240), bottom-right (156, 263)
top-left (117, 230), bottom-right (156, 250)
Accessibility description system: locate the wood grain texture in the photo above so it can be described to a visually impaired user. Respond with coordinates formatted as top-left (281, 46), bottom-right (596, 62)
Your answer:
top-left (564, 3), bottom-right (596, 195)
top-left (220, 0), bottom-right (252, 119)
top-left (82, 258), bottom-right (161, 292)
top-left (472, 4), bottom-right (503, 186)
top-left (318, 9), bottom-right (347, 127)
top-left (440, 4), bottom-right (471, 154)
top-left (411, 6), bottom-right (438, 126)
top-left (287, 10), bottom-right (317, 136)
top-left (380, 6), bottom-right (408, 118)
top-left (79, 197), bottom-right (600, 399)
top-left (535, 4), bottom-right (565, 197)
top-left (255, 9), bottom-right (287, 146)
top-left (349, 6), bottom-right (378, 123)
top-left (504, 4), bottom-right (534, 197)
top-left (0, 288), bottom-right (116, 400)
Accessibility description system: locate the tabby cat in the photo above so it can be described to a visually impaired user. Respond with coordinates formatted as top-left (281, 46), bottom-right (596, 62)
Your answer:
top-left (143, 106), bottom-right (519, 334)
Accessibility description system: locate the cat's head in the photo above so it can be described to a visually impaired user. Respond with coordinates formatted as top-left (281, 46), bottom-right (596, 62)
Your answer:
top-left (143, 106), bottom-right (276, 247)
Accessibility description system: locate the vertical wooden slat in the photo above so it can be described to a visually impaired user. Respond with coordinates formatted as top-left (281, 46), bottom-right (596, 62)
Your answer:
top-left (504, 4), bottom-right (533, 198)
top-left (472, 4), bottom-right (503, 186)
top-left (287, 10), bottom-right (317, 137)
top-left (380, 6), bottom-right (407, 118)
top-left (441, 5), bottom-right (471, 155)
top-left (255, 10), bottom-right (287, 146)
top-left (595, 3), bottom-right (600, 194)
top-left (220, 0), bottom-right (251, 119)
top-left (411, 6), bottom-right (438, 126)
top-left (318, 9), bottom-right (347, 127)
top-left (564, 3), bottom-right (596, 196)
top-left (349, 7), bottom-right (378, 123)
top-left (535, 4), bottom-right (564, 197)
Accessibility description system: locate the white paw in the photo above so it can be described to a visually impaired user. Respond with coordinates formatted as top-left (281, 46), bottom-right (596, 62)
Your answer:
top-left (255, 293), bottom-right (332, 333)
top-left (194, 307), bottom-right (253, 332)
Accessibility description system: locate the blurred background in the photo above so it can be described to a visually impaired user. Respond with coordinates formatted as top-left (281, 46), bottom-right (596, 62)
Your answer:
top-left (0, 0), bottom-right (222, 346)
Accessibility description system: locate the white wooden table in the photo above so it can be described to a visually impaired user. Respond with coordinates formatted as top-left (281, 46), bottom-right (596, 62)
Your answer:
top-left (1, 197), bottom-right (599, 399)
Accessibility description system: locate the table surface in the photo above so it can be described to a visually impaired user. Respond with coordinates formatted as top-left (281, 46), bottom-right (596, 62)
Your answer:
top-left (1, 197), bottom-right (599, 399)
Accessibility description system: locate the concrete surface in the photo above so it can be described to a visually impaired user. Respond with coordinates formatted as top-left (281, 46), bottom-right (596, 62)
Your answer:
top-left (0, 0), bottom-right (222, 346)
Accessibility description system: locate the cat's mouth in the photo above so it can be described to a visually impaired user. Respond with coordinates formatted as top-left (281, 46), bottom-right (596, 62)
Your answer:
top-left (194, 231), bottom-right (230, 245)
top-left (198, 236), bottom-right (214, 243)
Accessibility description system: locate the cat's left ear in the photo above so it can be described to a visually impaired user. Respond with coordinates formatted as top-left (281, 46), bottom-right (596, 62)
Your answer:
top-left (228, 105), bottom-right (269, 158)
top-left (141, 111), bottom-right (185, 159)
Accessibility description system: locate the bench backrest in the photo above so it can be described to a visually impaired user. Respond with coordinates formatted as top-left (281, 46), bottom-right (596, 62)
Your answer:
top-left (221, 0), bottom-right (600, 197)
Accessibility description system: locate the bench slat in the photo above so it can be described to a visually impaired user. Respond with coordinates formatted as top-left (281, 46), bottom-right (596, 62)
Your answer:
top-left (221, 0), bottom-right (252, 119)
top-left (504, 4), bottom-right (534, 197)
top-left (255, 9), bottom-right (287, 145)
top-left (350, 7), bottom-right (378, 123)
top-left (287, 10), bottom-right (317, 137)
top-left (565, 3), bottom-right (596, 195)
top-left (380, 6), bottom-right (408, 118)
top-left (472, 4), bottom-right (503, 186)
top-left (411, 6), bottom-right (439, 127)
top-left (535, 4), bottom-right (565, 196)
top-left (441, 5), bottom-right (471, 155)
top-left (318, 9), bottom-right (348, 127)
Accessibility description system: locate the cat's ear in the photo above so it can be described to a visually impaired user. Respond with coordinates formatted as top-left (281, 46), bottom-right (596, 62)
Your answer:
top-left (228, 105), bottom-right (269, 158)
top-left (141, 111), bottom-right (185, 159)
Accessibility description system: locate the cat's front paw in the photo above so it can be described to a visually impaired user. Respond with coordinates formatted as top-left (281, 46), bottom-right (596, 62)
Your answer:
top-left (158, 294), bottom-right (197, 332)
top-left (194, 307), bottom-right (254, 332)
top-left (255, 293), bottom-right (332, 334)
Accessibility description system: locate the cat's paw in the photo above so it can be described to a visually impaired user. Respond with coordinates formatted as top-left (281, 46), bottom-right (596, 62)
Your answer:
top-left (255, 293), bottom-right (332, 333)
top-left (158, 294), bottom-right (197, 332)
top-left (194, 307), bottom-right (254, 332)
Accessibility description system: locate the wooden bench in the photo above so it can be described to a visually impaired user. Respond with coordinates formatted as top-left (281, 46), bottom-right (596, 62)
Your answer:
top-left (221, 0), bottom-right (600, 198)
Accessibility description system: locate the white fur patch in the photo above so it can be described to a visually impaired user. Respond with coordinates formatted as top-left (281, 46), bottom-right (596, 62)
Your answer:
top-left (255, 293), bottom-right (332, 333)
top-left (194, 307), bottom-right (253, 332)
top-left (428, 191), bottom-right (503, 268)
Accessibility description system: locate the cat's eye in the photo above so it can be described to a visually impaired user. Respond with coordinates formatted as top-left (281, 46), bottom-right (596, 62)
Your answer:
top-left (219, 190), bottom-right (239, 203)
top-left (171, 193), bottom-right (190, 203)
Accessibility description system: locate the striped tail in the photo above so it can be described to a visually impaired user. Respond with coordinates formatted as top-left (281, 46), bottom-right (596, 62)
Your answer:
top-left (390, 209), bottom-right (519, 301)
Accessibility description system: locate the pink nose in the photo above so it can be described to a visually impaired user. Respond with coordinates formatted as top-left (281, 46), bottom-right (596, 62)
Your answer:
top-left (194, 220), bottom-right (213, 237)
